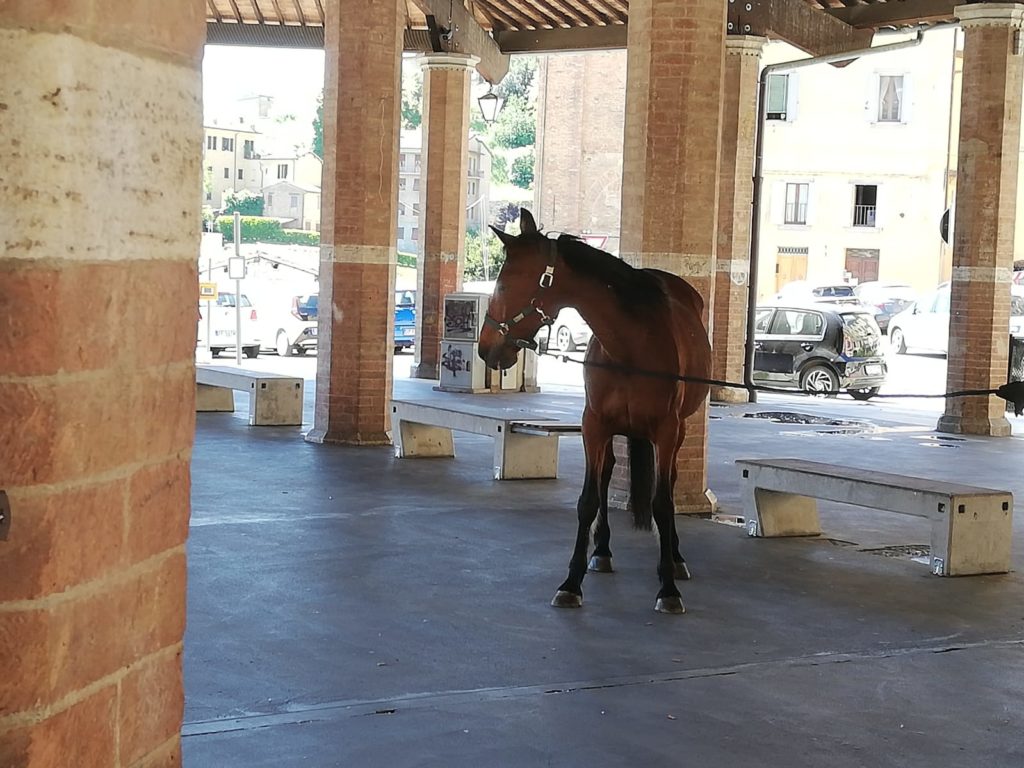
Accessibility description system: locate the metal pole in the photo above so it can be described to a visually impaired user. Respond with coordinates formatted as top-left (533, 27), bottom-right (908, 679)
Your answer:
top-left (206, 257), bottom-right (213, 353)
top-left (743, 30), bottom-right (925, 402)
top-left (233, 212), bottom-right (242, 366)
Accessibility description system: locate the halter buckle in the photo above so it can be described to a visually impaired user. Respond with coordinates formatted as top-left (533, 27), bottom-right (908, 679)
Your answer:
top-left (538, 266), bottom-right (554, 289)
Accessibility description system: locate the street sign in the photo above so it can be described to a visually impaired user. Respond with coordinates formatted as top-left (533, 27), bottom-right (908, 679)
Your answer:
top-left (228, 256), bottom-right (247, 280)
top-left (199, 282), bottom-right (218, 302)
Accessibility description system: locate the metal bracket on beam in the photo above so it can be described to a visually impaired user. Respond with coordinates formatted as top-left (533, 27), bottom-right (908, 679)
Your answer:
top-left (730, 0), bottom-right (873, 58)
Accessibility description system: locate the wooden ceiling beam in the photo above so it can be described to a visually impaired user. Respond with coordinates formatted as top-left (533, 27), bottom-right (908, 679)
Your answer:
top-left (734, 0), bottom-right (873, 57)
top-left (494, 22), bottom-right (626, 51)
top-left (826, 0), bottom-right (958, 28)
top-left (410, 0), bottom-right (510, 82)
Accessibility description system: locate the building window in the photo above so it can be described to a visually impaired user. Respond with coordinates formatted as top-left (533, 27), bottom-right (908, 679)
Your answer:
top-left (289, 194), bottom-right (300, 211)
top-left (468, 181), bottom-right (478, 196)
top-left (766, 74), bottom-right (789, 121)
top-left (277, 164), bottom-right (288, 179)
top-left (221, 137), bottom-right (234, 152)
top-left (206, 166), bottom-right (213, 173)
top-left (399, 177), bottom-right (407, 190)
top-left (878, 75), bottom-right (904, 122)
top-left (223, 168), bottom-right (230, 179)
top-left (207, 136), bottom-right (217, 150)
top-left (784, 183), bottom-right (808, 225)
top-left (397, 226), bottom-right (405, 240)
top-left (237, 169), bottom-right (244, 180)
top-left (205, 191), bottom-right (212, 201)
top-left (853, 185), bottom-right (877, 227)
top-left (412, 228), bottom-right (419, 241)
top-left (412, 203), bottom-right (421, 215)
top-left (413, 178), bottom-right (420, 191)
top-left (243, 139), bottom-right (255, 159)
top-left (267, 193), bottom-right (274, 206)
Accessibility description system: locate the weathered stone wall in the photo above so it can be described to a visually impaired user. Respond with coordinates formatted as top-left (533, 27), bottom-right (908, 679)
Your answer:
top-left (0, 1), bottom-right (204, 764)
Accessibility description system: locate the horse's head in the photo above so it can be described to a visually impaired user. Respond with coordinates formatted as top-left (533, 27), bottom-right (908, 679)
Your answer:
top-left (479, 208), bottom-right (559, 371)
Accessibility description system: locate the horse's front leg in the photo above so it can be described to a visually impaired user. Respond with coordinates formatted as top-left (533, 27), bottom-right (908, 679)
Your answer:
top-left (652, 428), bottom-right (686, 614)
top-left (668, 434), bottom-right (691, 581)
top-left (552, 423), bottom-right (611, 608)
top-left (587, 448), bottom-right (615, 573)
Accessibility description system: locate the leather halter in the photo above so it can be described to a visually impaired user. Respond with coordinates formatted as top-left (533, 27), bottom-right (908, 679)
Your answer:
top-left (483, 238), bottom-right (558, 346)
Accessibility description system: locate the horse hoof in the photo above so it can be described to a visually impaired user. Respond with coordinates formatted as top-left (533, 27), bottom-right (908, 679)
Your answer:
top-left (654, 596), bottom-right (686, 614)
top-left (588, 556), bottom-right (614, 573)
top-left (551, 590), bottom-right (583, 608)
top-left (674, 562), bottom-right (692, 580)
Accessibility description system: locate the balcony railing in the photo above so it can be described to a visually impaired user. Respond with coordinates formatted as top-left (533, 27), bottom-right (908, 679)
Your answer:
top-left (853, 205), bottom-right (876, 227)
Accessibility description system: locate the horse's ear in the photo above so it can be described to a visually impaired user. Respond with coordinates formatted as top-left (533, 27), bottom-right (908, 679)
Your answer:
top-left (490, 225), bottom-right (515, 248)
top-left (519, 208), bottom-right (538, 235)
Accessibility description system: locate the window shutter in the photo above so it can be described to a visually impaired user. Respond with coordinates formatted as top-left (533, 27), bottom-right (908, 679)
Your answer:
top-left (901, 75), bottom-right (912, 124)
top-left (786, 72), bottom-right (799, 122)
top-left (774, 181), bottom-right (787, 225)
top-left (868, 73), bottom-right (880, 123)
top-left (804, 181), bottom-right (814, 226)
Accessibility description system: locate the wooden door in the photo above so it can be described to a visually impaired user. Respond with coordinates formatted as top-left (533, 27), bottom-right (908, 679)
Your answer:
top-left (776, 252), bottom-right (808, 291)
top-left (845, 248), bottom-right (880, 283)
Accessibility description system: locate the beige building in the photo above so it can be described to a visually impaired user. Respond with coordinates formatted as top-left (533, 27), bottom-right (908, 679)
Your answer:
top-left (260, 151), bottom-right (324, 191)
top-left (397, 128), bottom-right (490, 254)
top-left (262, 180), bottom-right (322, 231)
top-left (202, 123), bottom-right (262, 209)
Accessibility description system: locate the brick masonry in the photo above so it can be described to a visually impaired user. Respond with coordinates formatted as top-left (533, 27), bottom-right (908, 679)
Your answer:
top-left (308, 0), bottom-right (404, 446)
top-left (615, 0), bottom-right (727, 514)
top-left (713, 36), bottom-right (766, 404)
top-left (412, 54), bottom-right (475, 380)
top-left (0, 2), bottom-right (203, 764)
top-left (938, 4), bottom-right (1024, 437)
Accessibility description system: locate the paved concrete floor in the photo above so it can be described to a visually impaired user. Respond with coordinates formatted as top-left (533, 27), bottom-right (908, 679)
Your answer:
top-left (183, 380), bottom-right (1024, 766)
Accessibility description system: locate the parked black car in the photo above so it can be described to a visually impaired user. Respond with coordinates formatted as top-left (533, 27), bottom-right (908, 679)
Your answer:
top-left (753, 305), bottom-right (887, 399)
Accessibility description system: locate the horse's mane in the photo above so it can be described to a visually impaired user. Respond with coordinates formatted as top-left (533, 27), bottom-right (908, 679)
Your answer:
top-left (553, 234), bottom-right (665, 310)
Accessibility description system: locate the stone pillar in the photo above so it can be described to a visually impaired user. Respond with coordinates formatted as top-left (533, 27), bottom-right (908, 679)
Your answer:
top-left (308, 0), bottom-right (404, 445)
top-left (0, 2), bottom-right (204, 765)
top-left (615, 0), bottom-right (726, 514)
top-left (412, 53), bottom-right (477, 380)
top-left (937, 3), bottom-right (1024, 437)
top-left (712, 36), bottom-right (766, 403)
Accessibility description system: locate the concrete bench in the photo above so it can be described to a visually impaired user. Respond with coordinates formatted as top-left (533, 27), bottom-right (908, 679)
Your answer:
top-left (196, 365), bottom-right (304, 426)
top-left (391, 399), bottom-right (582, 480)
top-left (736, 458), bottom-right (1013, 577)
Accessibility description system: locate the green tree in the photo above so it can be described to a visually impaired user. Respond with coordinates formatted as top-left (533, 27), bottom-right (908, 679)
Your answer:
top-left (495, 57), bottom-right (537, 102)
top-left (490, 154), bottom-right (509, 184)
top-left (402, 66), bottom-right (423, 130)
top-left (492, 94), bottom-right (535, 149)
top-left (510, 152), bottom-right (534, 190)
top-left (312, 92), bottom-right (323, 158)
top-left (463, 227), bottom-right (506, 282)
top-left (223, 189), bottom-right (265, 216)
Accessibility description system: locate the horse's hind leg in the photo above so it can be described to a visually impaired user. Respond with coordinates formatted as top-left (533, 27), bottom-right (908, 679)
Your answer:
top-left (668, 440), bottom-right (691, 581)
top-left (552, 423), bottom-right (612, 608)
top-left (652, 429), bottom-right (686, 614)
top-left (588, 448), bottom-right (615, 573)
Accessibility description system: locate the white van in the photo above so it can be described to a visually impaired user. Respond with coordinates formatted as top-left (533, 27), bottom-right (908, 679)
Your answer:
top-left (197, 292), bottom-right (261, 358)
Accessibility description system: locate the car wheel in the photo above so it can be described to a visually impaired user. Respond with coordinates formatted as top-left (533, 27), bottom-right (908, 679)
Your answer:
top-left (890, 327), bottom-right (907, 354)
top-left (276, 330), bottom-right (294, 357)
top-left (295, 347), bottom-right (308, 356)
top-left (210, 348), bottom-right (222, 358)
top-left (394, 346), bottom-right (403, 355)
top-left (555, 325), bottom-right (576, 353)
top-left (800, 365), bottom-right (839, 396)
top-left (243, 346), bottom-right (259, 359)
top-left (848, 387), bottom-right (880, 401)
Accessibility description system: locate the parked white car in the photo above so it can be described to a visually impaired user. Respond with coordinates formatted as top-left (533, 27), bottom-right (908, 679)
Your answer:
top-left (888, 282), bottom-right (1024, 355)
top-left (258, 292), bottom-right (318, 357)
top-left (197, 292), bottom-right (261, 358)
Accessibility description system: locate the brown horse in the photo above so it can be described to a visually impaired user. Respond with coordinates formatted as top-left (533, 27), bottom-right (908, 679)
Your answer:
top-left (479, 209), bottom-right (711, 614)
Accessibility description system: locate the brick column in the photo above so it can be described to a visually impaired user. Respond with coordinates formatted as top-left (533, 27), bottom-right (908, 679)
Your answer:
top-left (614, 0), bottom-right (726, 514)
top-left (712, 36), bottom-right (766, 404)
top-left (0, 2), bottom-right (204, 765)
top-left (412, 53), bottom-right (477, 380)
top-left (937, 3), bottom-right (1024, 437)
top-left (307, 0), bottom-right (403, 445)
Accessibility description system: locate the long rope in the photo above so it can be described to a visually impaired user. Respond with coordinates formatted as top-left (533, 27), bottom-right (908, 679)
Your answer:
top-left (534, 346), bottom-right (1024, 415)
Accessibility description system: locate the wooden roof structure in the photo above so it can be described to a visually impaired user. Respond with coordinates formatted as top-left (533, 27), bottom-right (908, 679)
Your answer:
top-left (205, 1), bottom-right (962, 80)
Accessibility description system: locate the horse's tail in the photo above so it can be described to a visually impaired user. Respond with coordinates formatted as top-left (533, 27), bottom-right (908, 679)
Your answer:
top-left (629, 438), bottom-right (655, 531)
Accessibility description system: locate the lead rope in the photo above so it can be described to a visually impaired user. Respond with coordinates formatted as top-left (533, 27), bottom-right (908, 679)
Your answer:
top-left (523, 340), bottom-right (1024, 415)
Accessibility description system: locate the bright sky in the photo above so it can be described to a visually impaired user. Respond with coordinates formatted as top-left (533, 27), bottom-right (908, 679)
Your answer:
top-left (202, 45), bottom-right (326, 147)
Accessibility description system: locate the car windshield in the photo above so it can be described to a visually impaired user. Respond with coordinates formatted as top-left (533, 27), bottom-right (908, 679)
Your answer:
top-left (395, 290), bottom-right (415, 307)
top-left (812, 285), bottom-right (855, 298)
top-left (216, 293), bottom-right (251, 308)
top-left (840, 312), bottom-right (881, 356)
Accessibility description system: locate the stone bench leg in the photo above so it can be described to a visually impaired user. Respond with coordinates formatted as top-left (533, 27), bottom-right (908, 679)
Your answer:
top-left (744, 486), bottom-right (822, 538)
top-left (249, 379), bottom-right (304, 426)
top-left (494, 430), bottom-right (559, 480)
top-left (931, 496), bottom-right (1013, 576)
top-left (196, 383), bottom-right (234, 412)
top-left (393, 418), bottom-right (455, 459)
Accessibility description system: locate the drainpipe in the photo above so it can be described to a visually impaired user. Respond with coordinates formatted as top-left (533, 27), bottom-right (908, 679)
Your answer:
top-left (744, 30), bottom-right (926, 402)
